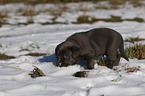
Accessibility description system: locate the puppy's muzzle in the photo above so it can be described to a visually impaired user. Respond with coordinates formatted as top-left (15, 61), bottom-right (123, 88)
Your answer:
top-left (56, 62), bottom-right (69, 67)
top-left (56, 61), bottom-right (63, 67)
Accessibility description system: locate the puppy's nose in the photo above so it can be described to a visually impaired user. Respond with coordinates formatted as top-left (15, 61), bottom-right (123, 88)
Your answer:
top-left (56, 62), bottom-right (62, 67)
top-left (58, 63), bottom-right (62, 66)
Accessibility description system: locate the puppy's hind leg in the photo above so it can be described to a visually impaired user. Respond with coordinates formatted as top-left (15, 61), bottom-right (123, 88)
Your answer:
top-left (86, 58), bottom-right (95, 69)
top-left (106, 50), bottom-right (118, 69)
top-left (114, 49), bottom-right (121, 66)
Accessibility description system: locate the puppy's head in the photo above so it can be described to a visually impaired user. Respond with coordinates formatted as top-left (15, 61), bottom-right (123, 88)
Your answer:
top-left (55, 42), bottom-right (80, 67)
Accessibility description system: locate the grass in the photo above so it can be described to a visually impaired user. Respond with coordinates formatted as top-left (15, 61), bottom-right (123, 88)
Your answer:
top-left (125, 37), bottom-right (145, 44)
top-left (125, 66), bottom-right (140, 73)
top-left (73, 71), bottom-right (88, 78)
top-left (125, 37), bottom-right (145, 60)
top-left (29, 66), bottom-right (45, 78)
top-left (48, 9), bottom-right (62, 22)
top-left (97, 39), bottom-right (145, 64)
top-left (96, 56), bottom-right (106, 66)
top-left (0, 53), bottom-right (15, 60)
top-left (109, 0), bottom-right (126, 5)
top-left (19, 42), bottom-right (40, 52)
top-left (48, 3), bottom-right (69, 23)
top-left (2, 0), bottom-right (142, 5)
top-left (74, 14), bottom-right (95, 24)
top-left (22, 6), bottom-right (36, 24)
top-left (125, 43), bottom-right (145, 60)
top-left (0, 0), bottom-right (144, 26)
top-left (24, 52), bottom-right (47, 57)
top-left (131, 0), bottom-right (142, 7)
top-left (102, 15), bottom-right (123, 22)
top-left (19, 48), bottom-right (30, 52)
top-left (97, 43), bottom-right (145, 66)
top-left (40, 21), bottom-right (67, 25)
top-left (124, 17), bottom-right (144, 22)
top-left (13, 16), bottom-right (144, 25)
top-left (73, 15), bottom-right (144, 24)
top-left (0, 0), bottom-right (101, 4)
top-left (0, 44), bottom-right (2, 47)
top-left (0, 12), bottom-right (7, 27)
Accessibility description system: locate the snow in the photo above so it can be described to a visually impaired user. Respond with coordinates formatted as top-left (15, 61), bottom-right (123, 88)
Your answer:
top-left (1, 2), bottom-right (145, 96)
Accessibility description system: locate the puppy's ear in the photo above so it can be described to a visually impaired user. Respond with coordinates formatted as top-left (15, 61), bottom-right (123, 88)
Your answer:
top-left (69, 46), bottom-right (80, 59)
top-left (55, 42), bottom-right (64, 56)
top-left (55, 46), bottom-right (59, 57)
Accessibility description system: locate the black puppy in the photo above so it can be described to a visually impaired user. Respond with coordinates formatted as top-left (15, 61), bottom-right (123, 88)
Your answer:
top-left (55, 28), bottom-right (129, 69)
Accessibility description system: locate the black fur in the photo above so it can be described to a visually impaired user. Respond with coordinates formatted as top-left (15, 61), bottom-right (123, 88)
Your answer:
top-left (55, 28), bottom-right (129, 69)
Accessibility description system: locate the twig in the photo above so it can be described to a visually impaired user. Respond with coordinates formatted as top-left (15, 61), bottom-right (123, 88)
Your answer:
top-left (0, 65), bottom-right (22, 70)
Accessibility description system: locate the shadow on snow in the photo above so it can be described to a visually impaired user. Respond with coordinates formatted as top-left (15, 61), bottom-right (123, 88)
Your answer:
top-left (38, 54), bottom-right (104, 69)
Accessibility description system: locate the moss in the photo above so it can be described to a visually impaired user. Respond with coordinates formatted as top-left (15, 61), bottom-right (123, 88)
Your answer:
top-left (0, 53), bottom-right (15, 60)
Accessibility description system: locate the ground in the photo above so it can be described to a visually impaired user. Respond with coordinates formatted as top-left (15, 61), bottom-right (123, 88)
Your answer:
top-left (0, 2), bottom-right (145, 96)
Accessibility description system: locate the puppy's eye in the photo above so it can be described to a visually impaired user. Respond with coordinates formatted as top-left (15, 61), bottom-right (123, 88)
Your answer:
top-left (64, 55), bottom-right (69, 58)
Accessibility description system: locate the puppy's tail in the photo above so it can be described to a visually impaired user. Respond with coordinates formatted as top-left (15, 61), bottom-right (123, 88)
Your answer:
top-left (119, 43), bottom-right (129, 61)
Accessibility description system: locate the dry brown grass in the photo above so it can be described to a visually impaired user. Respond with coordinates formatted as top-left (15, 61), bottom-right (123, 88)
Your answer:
top-left (0, 0), bottom-right (101, 4)
top-left (29, 66), bottom-right (45, 78)
top-left (76, 14), bottom-right (93, 24)
top-left (14, 5), bottom-right (36, 24)
top-left (131, 0), bottom-right (142, 7)
top-left (48, 3), bottom-right (68, 22)
top-left (0, 12), bottom-right (7, 26)
top-left (125, 37), bottom-right (145, 60)
top-left (49, 9), bottom-right (62, 22)
top-left (109, 0), bottom-right (126, 5)
top-left (0, 0), bottom-right (142, 6)
top-left (0, 0), bottom-right (144, 26)
top-left (74, 14), bottom-right (144, 24)
top-left (96, 56), bottom-right (106, 66)
top-left (125, 43), bottom-right (145, 60)
top-left (22, 6), bottom-right (36, 23)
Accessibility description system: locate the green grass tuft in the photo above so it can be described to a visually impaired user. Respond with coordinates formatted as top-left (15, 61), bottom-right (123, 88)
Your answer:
top-left (97, 56), bottom-right (106, 66)
top-left (125, 43), bottom-right (145, 60)
top-left (125, 37), bottom-right (145, 44)
top-left (0, 53), bottom-right (15, 60)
